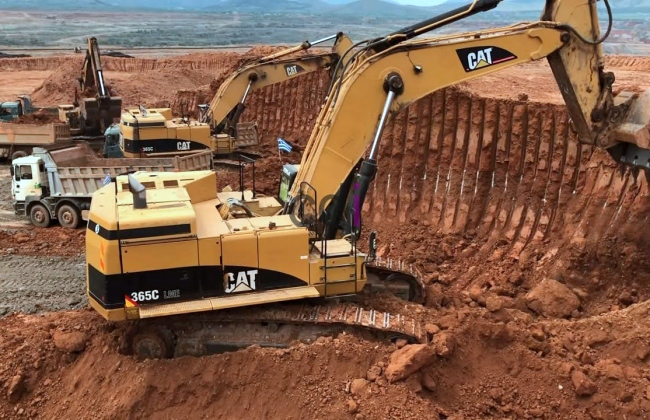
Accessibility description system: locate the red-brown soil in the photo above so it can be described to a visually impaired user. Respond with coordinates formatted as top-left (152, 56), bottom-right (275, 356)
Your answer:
top-left (1, 51), bottom-right (650, 419)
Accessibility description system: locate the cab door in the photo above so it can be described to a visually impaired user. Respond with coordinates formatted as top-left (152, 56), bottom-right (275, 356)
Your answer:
top-left (11, 164), bottom-right (35, 202)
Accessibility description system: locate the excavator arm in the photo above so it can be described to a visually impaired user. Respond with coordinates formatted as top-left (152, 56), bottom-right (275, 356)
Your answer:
top-left (78, 37), bottom-right (123, 133)
top-left (286, 0), bottom-right (648, 238)
top-left (201, 33), bottom-right (354, 136)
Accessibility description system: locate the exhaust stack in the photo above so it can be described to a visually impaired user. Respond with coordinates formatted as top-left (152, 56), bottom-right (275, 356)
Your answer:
top-left (127, 174), bottom-right (147, 209)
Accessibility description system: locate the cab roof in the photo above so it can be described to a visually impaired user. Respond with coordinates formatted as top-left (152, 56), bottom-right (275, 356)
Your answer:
top-left (12, 155), bottom-right (42, 165)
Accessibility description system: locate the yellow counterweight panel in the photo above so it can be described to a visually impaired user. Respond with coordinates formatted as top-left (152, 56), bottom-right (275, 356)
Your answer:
top-left (221, 233), bottom-right (258, 268)
top-left (121, 239), bottom-right (199, 273)
top-left (139, 126), bottom-right (167, 140)
top-left (258, 229), bottom-right (310, 284)
top-left (174, 125), bottom-right (191, 141)
top-left (198, 237), bottom-right (221, 267)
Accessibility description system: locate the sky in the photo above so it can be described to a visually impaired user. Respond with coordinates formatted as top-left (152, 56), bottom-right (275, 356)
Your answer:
top-left (393, 0), bottom-right (447, 5)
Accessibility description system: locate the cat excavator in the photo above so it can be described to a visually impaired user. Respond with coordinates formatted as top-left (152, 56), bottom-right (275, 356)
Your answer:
top-left (58, 37), bottom-right (123, 138)
top-left (116, 33), bottom-right (353, 162)
top-left (86, 0), bottom-right (650, 359)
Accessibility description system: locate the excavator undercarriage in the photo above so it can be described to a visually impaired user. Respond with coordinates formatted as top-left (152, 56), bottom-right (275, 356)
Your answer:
top-left (124, 297), bottom-right (427, 360)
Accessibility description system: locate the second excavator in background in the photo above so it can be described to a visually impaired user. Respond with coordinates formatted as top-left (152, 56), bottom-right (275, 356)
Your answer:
top-left (115, 33), bottom-right (353, 161)
top-left (84, 0), bottom-right (650, 359)
top-left (59, 37), bottom-right (123, 139)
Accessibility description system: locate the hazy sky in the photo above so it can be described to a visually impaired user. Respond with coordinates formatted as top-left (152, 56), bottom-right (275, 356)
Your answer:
top-left (393, 0), bottom-right (447, 5)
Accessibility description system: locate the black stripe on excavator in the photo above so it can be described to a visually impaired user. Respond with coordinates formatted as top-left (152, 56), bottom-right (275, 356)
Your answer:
top-left (123, 138), bottom-right (209, 155)
top-left (88, 264), bottom-right (308, 309)
top-left (87, 220), bottom-right (192, 241)
top-left (121, 121), bottom-right (166, 128)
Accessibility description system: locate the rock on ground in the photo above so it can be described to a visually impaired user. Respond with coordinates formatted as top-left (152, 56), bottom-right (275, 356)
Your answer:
top-left (53, 331), bottom-right (87, 353)
top-left (385, 344), bottom-right (438, 383)
top-left (525, 278), bottom-right (580, 318)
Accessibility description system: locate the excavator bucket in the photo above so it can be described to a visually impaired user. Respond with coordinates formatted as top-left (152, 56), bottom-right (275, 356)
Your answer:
top-left (234, 122), bottom-right (260, 148)
top-left (80, 97), bottom-right (123, 121)
top-left (609, 89), bottom-right (650, 171)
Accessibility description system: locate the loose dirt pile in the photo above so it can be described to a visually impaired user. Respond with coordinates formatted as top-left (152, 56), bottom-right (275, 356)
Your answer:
top-left (25, 52), bottom-right (245, 109)
top-left (1, 52), bottom-right (650, 419)
top-left (12, 112), bottom-right (60, 124)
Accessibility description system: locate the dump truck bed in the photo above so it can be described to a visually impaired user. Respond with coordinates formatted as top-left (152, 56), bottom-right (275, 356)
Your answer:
top-left (0, 122), bottom-right (70, 146)
top-left (34, 142), bottom-right (213, 197)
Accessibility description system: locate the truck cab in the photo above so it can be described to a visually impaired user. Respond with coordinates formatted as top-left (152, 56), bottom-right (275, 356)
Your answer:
top-left (102, 123), bottom-right (123, 158)
top-left (10, 155), bottom-right (47, 214)
top-left (0, 95), bottom-right (32, 122)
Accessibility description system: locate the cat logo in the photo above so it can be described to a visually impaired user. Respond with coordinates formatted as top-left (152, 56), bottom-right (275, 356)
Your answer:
top-left (177, 141), bottom-right (190, 151)
top-left (224, 269), bottom-right (258, 294)
top-left (456, 46), bottom-right (517, 73)
top-left (285, 64), bottom-right (305, 77)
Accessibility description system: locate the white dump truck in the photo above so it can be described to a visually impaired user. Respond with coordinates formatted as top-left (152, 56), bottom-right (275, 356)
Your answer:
top-left (11, 141), bottom-right (214, 228)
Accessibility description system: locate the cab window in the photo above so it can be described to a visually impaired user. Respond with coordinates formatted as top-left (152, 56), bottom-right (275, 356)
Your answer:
top-left (19, 165), bottom-right (33, 180)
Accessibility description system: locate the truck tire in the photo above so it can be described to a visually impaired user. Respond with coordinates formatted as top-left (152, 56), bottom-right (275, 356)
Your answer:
top-left (29, 204), bottom-right (51, 228)
top-left (57, 204), bottom-right (80, 229)
top-left (11, 150), bottom-right (27, 161)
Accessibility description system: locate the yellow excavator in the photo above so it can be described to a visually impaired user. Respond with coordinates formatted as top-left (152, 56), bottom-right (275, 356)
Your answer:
top-left (58, 37), bottom-right (123, 138)
top-left (116, 33), bottom-right (353, 162)
top-left (86, 0), bottom-right (649, 359)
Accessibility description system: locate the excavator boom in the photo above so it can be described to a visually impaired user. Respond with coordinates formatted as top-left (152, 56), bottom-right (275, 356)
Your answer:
top-left (202, 33), bottom-right (354, 134)
top-left (287, 0), bottom-right (648, 235)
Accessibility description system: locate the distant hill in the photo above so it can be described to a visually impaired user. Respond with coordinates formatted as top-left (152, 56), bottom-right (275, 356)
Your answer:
top-left (328, 0), bottom-right (431, 19)
top-left (204, 0), bottom-right (330, 13)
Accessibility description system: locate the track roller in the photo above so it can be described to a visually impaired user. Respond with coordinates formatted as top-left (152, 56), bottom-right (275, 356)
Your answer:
top-left (131, 325), bottom-right (176, 360)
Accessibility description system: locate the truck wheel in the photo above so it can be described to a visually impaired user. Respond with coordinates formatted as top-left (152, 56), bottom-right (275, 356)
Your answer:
top-left (11, 151), bottom-right (27, 161)
top-left (29, 204), bottom-right (51, 228)
top-left (57, 204), bottom-right (80, 229)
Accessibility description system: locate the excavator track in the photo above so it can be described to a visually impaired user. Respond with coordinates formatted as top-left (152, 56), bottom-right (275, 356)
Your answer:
top-left (366, 257), bottom-right (427, 304)
top-left (125, 300), bottom-right (427, 360)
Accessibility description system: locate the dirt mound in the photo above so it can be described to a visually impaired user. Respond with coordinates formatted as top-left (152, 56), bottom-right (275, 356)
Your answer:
top-left (12, 111), bottom-right (60, 124)
top-left (1, 299), bottom-right (649, 419)
top-left (26, 51), bottom-right (246, 108)
top-left (359, 87), bottom-right (650, 318)
top-left (29, 59), bottom-right (84, 106)
top-left (31, 63), bottom-right (218, 108)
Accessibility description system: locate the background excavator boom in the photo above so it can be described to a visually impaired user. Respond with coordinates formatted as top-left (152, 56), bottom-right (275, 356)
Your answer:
top-left (200, 33), bottom-right (354, 136)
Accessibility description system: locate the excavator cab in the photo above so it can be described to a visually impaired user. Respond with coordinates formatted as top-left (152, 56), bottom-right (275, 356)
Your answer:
top-left (279, 163), bottom-right (299, 204)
